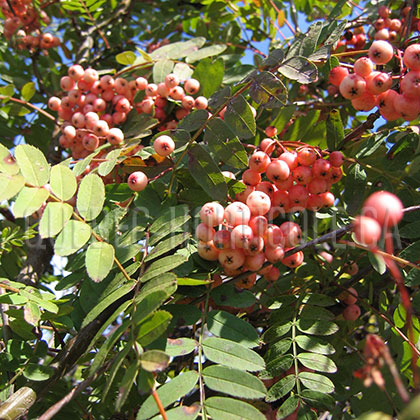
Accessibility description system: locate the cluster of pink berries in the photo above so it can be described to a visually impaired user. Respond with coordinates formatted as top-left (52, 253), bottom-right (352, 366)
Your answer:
top-left (126, 135), bottom-right (175, 192)
top-left (339, 287), bottom-right (361, 321)
top-left (1, 0), bottom-right (59, 50)
top-left (330, 39), bottom-right (420, 121)
top-left (48, 64), bottom-right (207, 159)
top-left (353, 191), bottom-right (403, 249)
top-left (232, 140), bottom-right (343, 214)
top-left (372, 5), bottom-right (403, 42)
top-left (196, 200), bottom-right (304, 286)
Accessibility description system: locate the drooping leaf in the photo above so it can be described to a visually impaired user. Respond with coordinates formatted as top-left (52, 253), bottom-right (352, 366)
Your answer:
top-left (300, 389), bottom-right (335, 411)
top-left (85, 242), bottom-right (115, 282)
top-left (0, 173), bottom-right (25, 201)
top-left (0, 144), bottom-right (19, 175)
top-left (140, 350), bottom-right (170, 372)
top-left (207, 310), bottom-right (259, 348)
top-left (205, 396), bottom-right (266, 420)
top-left (278, 56), bottom-right (318, 84)
top-left (186, 44), bottom-right (227, 63)
top-left (50, 164), bottom-right (77, 201)
top-left (249, 71), bottom-right (287, 108)
top-left (326, 109), bottom-right (344, 151)
top-left (297, 352), bottom-right (337, 373)
top-left (224, 94), bottom-right (256, 139)
top-left (164, 338), bottom-right (197, 357)
top-left (149, 205), bottom-right (190, 245)
top-left (192, 57), bottom-right (224, 97)
top-left (173, 62), bottom-right (194, 80)
top-left (298, 371), bottom-right (335, 393)
top-left (15, 145), bottom-right (50, 187)
top-left (276, 395), bottom-right (300, 419)
top-left (149, 37), bottom-right (206, 60)
top-left (187, 144), bottom-right (228, 201)
top-left (76, 173), bottom-right (105, 221)
top-left (202, 337), bottom-right (265, 371)
top-left (39, 202), bottom-right (73, 238)
top-left (296, 319), bottom-right (339, 336)
top-left (266, 374), bottom-right (296, 402)
top-left (136, 370), bottom-right (199, 420)
top-left (204, 118), bottom-right (248, 169)
top-left (202, 365), bottom-right (266, 399)
top-left (115, 360), bottom-right (141, 411)
top-left (12, 187), bottom-right (49, 218)
top-left (295, 335), bottom-right (335, 355)
top-left (98, 149), bottom-right (121, 177)
top-left (21, 82), bottom-right (36, 101)
top-left (54, 220), bottom-right (91, 256)
top-left (153, 59), bottom-right (175, 84)
top-left (299, 21), bottom-right (323, 57)
top-left (140, 254), bottom-right (188, 282)
top-left (178, 109), bottom-right (209, 132)
top-left (116, 50), bottom-right (136, 65)
top-left (136, 310), bottom-right (172, 346)
top-left (145, 232), bottom-right (190, 262)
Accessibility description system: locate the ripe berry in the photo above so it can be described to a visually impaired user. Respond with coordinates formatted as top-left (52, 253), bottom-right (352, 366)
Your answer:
top-left (353, 215), bottom-right (382, 247)
top-left (198, 241), bottom-right (219, 261)
top-left (339, 74), bottom-right (366, 99)
top-left (265, 126), bottom-right (277, 137)
top-left (242, 169), bottom-right (261, 186)
top-left (184, 78), bottom-right (200, 95)
top-left (343, 304), bottom-right (361, 321)
top-left (128, 171), bottom-right (148, 192)
top-left (282, 250), bottom-right (304, 268)
top-left (196, 223), bottom-right (215, 242)
top-left (153, 135), bottom-right (175, 156)
top-left (297, 148), bottom-right (317, 166)
top-left (280, 222), bottom-right (302, 247)
top-left (354, 57), bottom-right (374, 77)
top-left (363, 191), bottom-right (403, 227)
top-left (107, 128), bottom-right (124, 145)
top-left (200, 202), bottom-right (225, 226)
top-left (224, 202), bottom-right (251, 226)
top-left (249, 151), bottom-right (271, 173)
top-left (246, 191), bottom-right (271, 216)
top-left (245, 252), bottom-right (265, 271)
top-left (403, 44), bottom-right (420, 70)
top-left (266, 159), bottom-right (290, 182)
top-left (213, 229), bottom-right (232, 250)
top-left (231, 224), bottom-right (254, 248)
top-left (368, 40), bottom-right (394, 65)
top-left (265, 245), bottom-right (285, 264)
top-left (329, 151), bottom-right (344, 167)
top-left (278, 151), bottom-right (298, 170)
top-left (218, 248), bottom-right (245, 270)
top-left (328, 66), bottom-right (349, 87)
top-left (339, 287), bottom-right (358, 305)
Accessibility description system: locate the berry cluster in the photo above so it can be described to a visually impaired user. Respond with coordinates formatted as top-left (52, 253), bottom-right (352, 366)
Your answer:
top-left (196, 200), bottom-right (304, 286)
top-left (1, 0), bottom-right (59, 51)
top-left (234, 141), bottom-right (343, 214)
top-left (339, 287), bottom-right (361, 321)
top-left (330, 40), bottom-right (420, 121)
top-left (48, 65), bottom-right (207, 160)
top-left (372, 5), bottom-right (403, 42)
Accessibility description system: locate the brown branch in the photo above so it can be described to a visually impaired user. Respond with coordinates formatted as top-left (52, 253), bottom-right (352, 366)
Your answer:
top-left (338, 110), bottom-right (381, 150)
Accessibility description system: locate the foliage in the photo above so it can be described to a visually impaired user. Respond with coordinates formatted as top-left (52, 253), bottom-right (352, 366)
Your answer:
top-left (0, 0), bottom-right (419, 419)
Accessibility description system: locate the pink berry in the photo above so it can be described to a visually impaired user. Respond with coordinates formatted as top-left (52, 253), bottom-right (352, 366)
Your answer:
top-left (339, 74), bottom-right (366, 99)
top-left (282, 250), bottom-right (304, 268)
top-left (184, 78), bottom-right (200, 95)
top-left (128, 171), bottom-right (148, 192)
top-left (213, 229), bottom-right (232, 250)
top-left (200, 202), bottom-right (225, 227)
top-left (265, 245), bottom-right (285, 264)
top-left (195, 96), bottom-right (208, 109)
top-left (242, 169), bottom-right (261, 186)
top-left (165, 73), bottom-right (179, 89)
top-left (218, 248), bottom-right (245, 270)
top-left (60, 76), bottom-right (75, 91)
top-left (297, 147), bottom-right (317, 166)
top-left (249, 151), bottom-right (271, 173)
top-left (266, 159), bottom-right (290, 182)
top-left (353, 215), bottom-right (382, 247)
top-left (339, 287), bottom-right (358, 305)
top-left (351, 92), bottom-right (377, 111)
top-left (354, 57), bottom-right (374, 77)
top-left (328, 66), bottom-right (349, 87)
top-left (198, 241), bottom-right (219, 261)
top-left (249, 215), bottom-right (268, 236)
top-left (343, 304), bottom-right (361, 321)
top-left (280, 222), bottom-right (302, 248)
top-left (245, 252), bottom-right (265, 271)
top-left (107, 128), bottom-right (124, 145)
top-left (48, 96), bottom-right (61, 111)
top-left (278, 151), bottom-right (298, 170)
top-left (368, 40), bottom-right (394, 65)
top-left (224, 202), bottom-right (251, 227)
top-left (68, 64), bottom-right (85, 81)
top-left (363, 191), bottom-right (404, 228)
top-left (231, 224), bottom-right (254, 248)
top-left (246, 191), bottom-right (271, 216)
top-left (83, 68), bottom-right (99, 84)
top-left (265, 126), bottom-right (277, 137)
top-left (153, 135), bottom-right (175, 157)
top-left (329, 151), bottom-right (344, 167)
top-left (196, 223), bottom-right (215, 242)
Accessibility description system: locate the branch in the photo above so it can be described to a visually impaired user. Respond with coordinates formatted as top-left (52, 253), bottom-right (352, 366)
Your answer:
top-left (37, 361), bottom-right (112, 420)
top-left (338, 109), bottom-right (381, 150)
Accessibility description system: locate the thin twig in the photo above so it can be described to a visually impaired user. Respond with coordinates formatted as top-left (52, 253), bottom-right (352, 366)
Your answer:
top-left (152, 389), bottom-right (169, 420)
